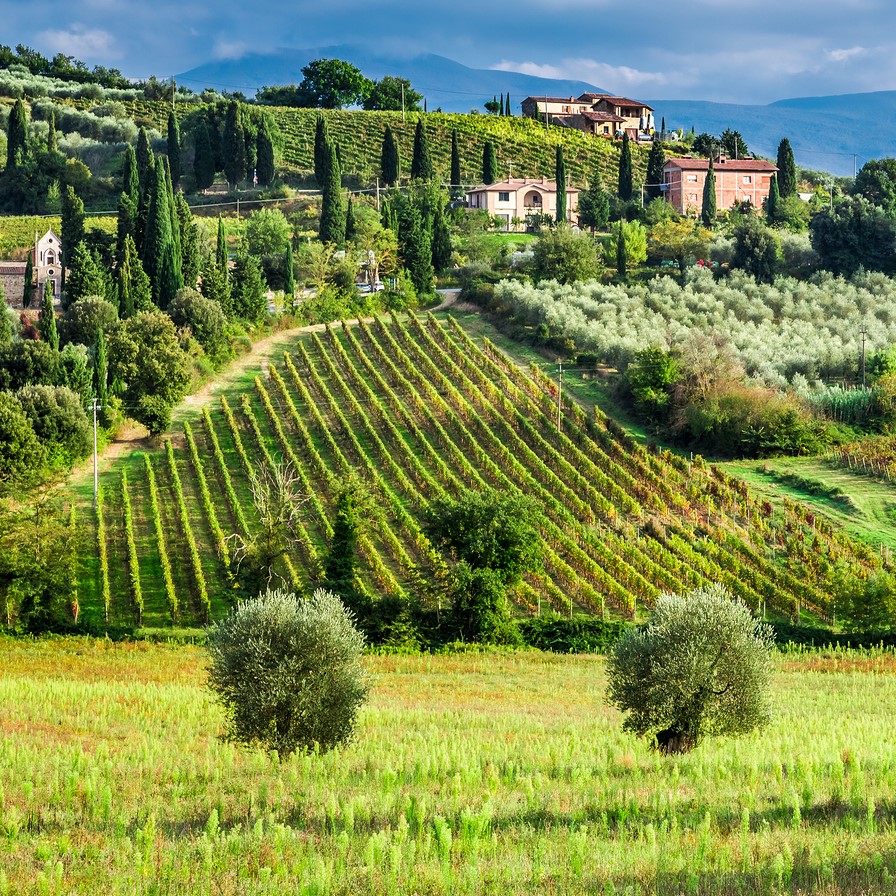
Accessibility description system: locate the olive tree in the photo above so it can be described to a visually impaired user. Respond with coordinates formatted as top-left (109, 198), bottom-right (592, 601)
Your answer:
top-left (206, 588), bottom-right (369, 754)
top-left (606, 584), bottom-right (774, 754)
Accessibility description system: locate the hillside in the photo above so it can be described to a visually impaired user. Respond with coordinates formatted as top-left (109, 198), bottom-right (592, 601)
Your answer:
top-left (80, 312), bottom-right (884, 634)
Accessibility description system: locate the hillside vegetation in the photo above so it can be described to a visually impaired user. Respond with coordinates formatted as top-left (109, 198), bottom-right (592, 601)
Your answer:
top-left (82, 313), bottom-right (884, 635)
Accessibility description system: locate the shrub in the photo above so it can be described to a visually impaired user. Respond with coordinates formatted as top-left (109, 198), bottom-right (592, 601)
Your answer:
top-left (606, 584), bottom-right (774, 754)
top-left (206, 588), bottom-right (369, 754)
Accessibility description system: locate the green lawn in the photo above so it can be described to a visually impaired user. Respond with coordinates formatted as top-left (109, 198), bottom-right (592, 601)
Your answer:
top-left (2, 640), bottom-right (896, 894)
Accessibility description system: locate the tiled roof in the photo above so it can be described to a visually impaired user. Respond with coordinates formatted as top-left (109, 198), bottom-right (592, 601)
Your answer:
top-left (578, 93), bottom-right (654, 110)
top-left (579, 110), bottom-right (626, 122)
top-left (523, 96), bottom-right (581, 104)
top-left (664, 157), bottom-right (777, 171)
top-left (467, 177), bottom-right (576, 194)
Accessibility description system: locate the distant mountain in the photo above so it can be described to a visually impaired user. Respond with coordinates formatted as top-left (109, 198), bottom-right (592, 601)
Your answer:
top-left (176, 45), bottom-right (606, 116)
top-left (177, 46), bottom-right (892, 177)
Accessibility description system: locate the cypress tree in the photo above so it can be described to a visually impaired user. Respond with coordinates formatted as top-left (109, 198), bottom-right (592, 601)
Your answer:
top-left (231, 252), bottom-right (266, 321)
top-left (324, 488), bottom-right (360, 600)
top-left (136, 127), bottom-right (154, 195)
top-left (345, 196), bottom-right (356, 242)
top-left (222, 101), bottom-right (246, 190)
top-left (766, 173), bottom-right (781, 225)
top-left (121, 144), bottom-right (139, 203)
top-left (555, 145), bottom-right (567, 223)
top-left (176, 191), bottom-right (199, 289)
top-left (319, 142), bottom-right (346, 247)
top-left (206, 106), bottom-right (223, 172)
top-left (450, 129), bottom-right (461, 193)
top-left (380, 126), bottom-right (400, 186)
top-left (167, 111), bottom-right (181, 188)
top-left (39, 281), bottom-right (59, 351)
top-left (776, 137), bottom-right (797, 198)
top-left (60, 185), bottom-right (85, 303)
top-left (702, 157), bottom-right (717, 227)
top-left (506, 92), bottom-right (512, 116)
top-left (431, 203), bottom-right (452, 271)
top-left (410, 119), bottom-right (433, 181)
top-left (482, 141), bottom-right (498, 185)
top-left (143, 157), bottom-right (175, 305)
top-left (158, 240), bottom-right (182, 309)
top-left (47, 110), bottom-right (57, 154)
top-left (615, 221), bottom-right (627, 280)
top-left (284, 240), bottom-right (295, 300)
top-left (216, 217), bottom-right (228, 272)
top-left (0, 294), bottom-right (11, 349)
top-left (193, 119), bottom-right (215, 191)
top-left (161, 157), bottom-right (182, 283)
top-left (6, 99), bottom-right (27, 170)
top-left (645, 139), bottom-right (666, 199)
top-left (116, 191), bottom-right (137, 262)
top-left (117, 233), bottom-right (151, 317)
top-left (256, 115), bottom-right (275, 186)
top-left (661, 116), bottom-right (666, 135)
top-left (399, 202), bottom-right (433, 294)
top-left (22, 254), bottom-right (33, 308)
top-left (499, 94), bottom-right (505, 116)
top-left (314, 114), bottom-right (329, 187)
top-left (94, 327), bottom-right (108, 414)
top-left (618, 132), bottom-right (633, 201)
top-left (67, 243), bottom-right (110, 307)
top-left (243, 121), bottom-right (257, 184)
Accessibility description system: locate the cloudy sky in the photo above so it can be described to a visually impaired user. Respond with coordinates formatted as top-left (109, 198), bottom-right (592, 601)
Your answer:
top-left (5, 0), bottom-right (896, 103)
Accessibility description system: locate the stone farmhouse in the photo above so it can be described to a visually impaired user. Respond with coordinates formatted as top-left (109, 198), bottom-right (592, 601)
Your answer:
top-left (662, 157), bottom-right (778, 216)
top-left (466, 177), bottom-right (579, 231)
top-left (521, 93), bottom-right (655, 139)
top-left (0, 228), bottom-right (63, 309)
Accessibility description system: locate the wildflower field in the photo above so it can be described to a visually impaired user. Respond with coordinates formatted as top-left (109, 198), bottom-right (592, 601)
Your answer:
top-left (2, 638), bottom-right (896, 894)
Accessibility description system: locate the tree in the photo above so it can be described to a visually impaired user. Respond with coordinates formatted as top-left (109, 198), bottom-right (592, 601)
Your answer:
top-left (625, 345), bottom-right (681, 423)
top-left (615, 220), bottom-right (627, 279)
top-left (345, 197), bottom-right (356, 243)
top-left (836, 572), bottom-right (896, 633)
top-left (776, 138), bottom-right (796, 198)
top-left (142, 157), bottom-right (182, 307)
top-left (431, 203), bottom-right (452, 271)
top-left (222, 101), bottom-right (246, 190)
top-left (607, 219), bottom-right (647, 272)
top-left (166, 112), bottom-right (181, 189)
top-left (108, 310), bottom-right (190, 435)
top-left (121, 143), bottom-right (139, 202)
top-left (60, 296), bottom-right (118, 348)
top-left (720, 128), bottom-right (748, 159)
top-left (22, 254), bottom-right (33, 309)
top-left (618, 132), bottom-right (634, 201)
top-left (701, 157), bottom-right (717, 227)
top-left (645, 140), bottom-right (666, 200)
top-left (765, 173), bottom-right (781, 225)
top-left (606, 584), bottom-right (774, 754)
top-left (648, 219), bottom-right (711, 283)
top-left (38, 283), bottom-right (58, 351)
top-left (296, 58), bottom-right (373, 109)
top-left (5, 99), bottom-right (28, 170)
top-left (283, 240), bottom-right (295, 301)
top-left (0, 392), bottom-right (43, 491)
top-left (65, 243), bottom-right (110, 309)
top-left (319, 142), bottom-right (346, 248)
top-left (245, 207), bottom-right (290, 257)
top-left (532, 225), bottom-right (600, 285)
top-left (809, 196), bottom-right (896, 276)
top-left (484, 96), bottom-right (500, 115)
top-left (450, 129), bottom-right (461, 194)
top-left (135, 126), bottom-right (154, 195)
top-left (855, 158), bottom-right (896, 217)
top-left (398, 201), bottom-right (433, 295)
top-left (230, 252), bottom-right (268, 322)
top-left (410, 119), bottom-right (433, 182)
top-left (363, 76), bottom-right (421, 111)
top-left (116, 234), bottom-right (151, 318)
top-left (255, 115), bottom-right (275, 186)
top-left (0, 294), bottom-right (11, 349)
top-left (60, 185), bottom-right (85, 301)
top-left (176, 192), bottom-right (200, 290)
top-left (505, 92), bottom-right (512, 116)
top-left (482, 141), bottom-right (498, 185)
top-left (578, 172), bottom-right (611, 233)
top-left (313, 114), bottom-right (330, 187)
top-left (692, 133), bottom-right (717, 158)
top-left (46, 110), bottom-right (58, 156)
top-left (168, 288), bottom-right (227, 359)
top-left (16, 384), bottom-right (90, 468)
top-left (555, 145), bottom-right (567, 223)
top-left (732, 216), bottom-right (781, 284)
top-left (192, 119), bottom-right (215, 192)
top-left (94, 326), bottom-right (109, 424)
top-left (380, 126), bottom-right (400, 186)
top-left (206, 588), bottom-right (368, 754)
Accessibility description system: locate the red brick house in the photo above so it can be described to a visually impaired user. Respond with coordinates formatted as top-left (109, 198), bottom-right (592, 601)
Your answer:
top-left (662, 157), bottom-right (778, 216)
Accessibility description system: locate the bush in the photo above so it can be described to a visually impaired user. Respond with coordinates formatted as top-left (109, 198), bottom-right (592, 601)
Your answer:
top-left (206, 588), bottom-right (369, 754)
top-left (606, 584), bottom-right (774, 754)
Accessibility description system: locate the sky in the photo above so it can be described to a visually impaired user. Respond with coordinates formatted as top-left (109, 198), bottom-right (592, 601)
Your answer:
top-left (4, 0), bottom-right (896, 104)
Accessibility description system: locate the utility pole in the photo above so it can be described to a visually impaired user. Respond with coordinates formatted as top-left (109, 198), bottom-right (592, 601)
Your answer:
top-left (557, 361), bottom-right (563, 432)
top-left (401, 83), bottom-right (405, 123)
top-left (91, 398), bottom-right (99, 510)
top-left (861, 322), bottom-right (867, 388)
top-left (375, 176), bottom-right (380, 212)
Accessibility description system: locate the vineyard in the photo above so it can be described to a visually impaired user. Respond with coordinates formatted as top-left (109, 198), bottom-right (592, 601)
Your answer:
top-left (84, 313), bottom-right (885, 631)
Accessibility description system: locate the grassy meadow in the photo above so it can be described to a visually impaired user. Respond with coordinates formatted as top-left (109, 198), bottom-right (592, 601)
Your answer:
top-left (2, 639), bottom-right (896, 894)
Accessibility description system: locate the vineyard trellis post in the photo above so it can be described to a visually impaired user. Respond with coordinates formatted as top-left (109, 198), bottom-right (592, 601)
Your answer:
top-left (557, 361), bottom-right (563, 433)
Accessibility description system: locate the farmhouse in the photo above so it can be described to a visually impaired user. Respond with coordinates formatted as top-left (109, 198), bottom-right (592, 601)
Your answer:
top-left (663, 157), bottom-right (778, 216)
top-left (521, 93), bottom-right (654, 139)
top-left (466, 177), bottom-right (579, 231)
top-left (0, 228), bottom-right (63, 309)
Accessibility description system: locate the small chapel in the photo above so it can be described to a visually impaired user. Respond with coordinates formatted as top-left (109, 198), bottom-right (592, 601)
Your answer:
top-left (0, 228), bottom-right (63, 309)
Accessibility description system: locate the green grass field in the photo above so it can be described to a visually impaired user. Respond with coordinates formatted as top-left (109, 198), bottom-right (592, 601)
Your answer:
top-left (1, 639), bottom-right (896, 895)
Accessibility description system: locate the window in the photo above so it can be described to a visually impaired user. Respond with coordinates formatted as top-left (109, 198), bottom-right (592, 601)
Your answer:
top-left (686, 174), bottom-right (698, 183)
top-left (743, 175), bottom-right (752, 184)
top-left (498, 191), bottom-right (510, 202)
top-left (689, 193), bottom-right (698, 202)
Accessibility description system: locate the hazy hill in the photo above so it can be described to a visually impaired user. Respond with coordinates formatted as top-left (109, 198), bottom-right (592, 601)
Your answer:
top-left (179, 44), bottom-right (892, 176)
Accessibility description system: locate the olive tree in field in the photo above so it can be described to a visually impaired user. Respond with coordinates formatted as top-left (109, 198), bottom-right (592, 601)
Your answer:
top-left (206, 588), bottom-right (369, 754)
top-left (606, 584), bottom-right (774, 754)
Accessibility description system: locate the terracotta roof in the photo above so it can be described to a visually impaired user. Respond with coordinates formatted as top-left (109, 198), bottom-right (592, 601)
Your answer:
top-left (0, 262), bottom-right (26, 273)
top-left (579, 110), bottom-right (626, 122)
top-left (523, 96), bottom-right (582, 104)
top-left (466, 177), bottom-right (577, 194)
top-left (578, 93), bottom-right (653, 110)
top-left (664, 157), bottom-right (777, 171)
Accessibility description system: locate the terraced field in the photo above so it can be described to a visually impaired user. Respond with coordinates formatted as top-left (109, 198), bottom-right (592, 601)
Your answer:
top-left (86, 314), bottom-right (885, 631)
